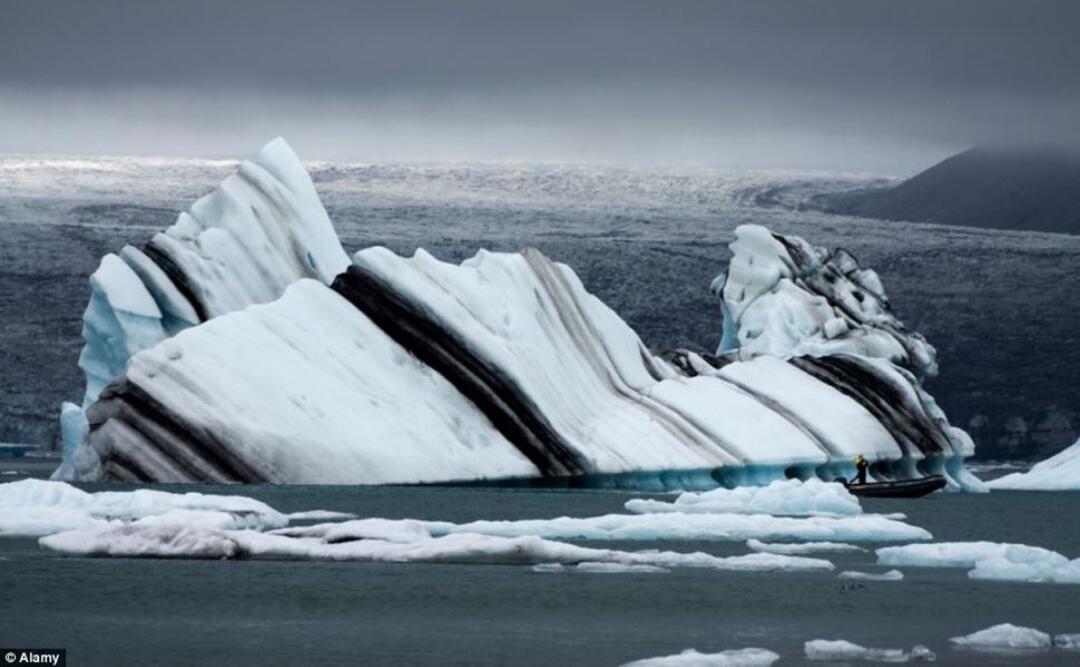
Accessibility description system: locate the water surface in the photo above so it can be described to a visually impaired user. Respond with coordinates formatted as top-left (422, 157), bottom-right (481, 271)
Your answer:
top-left (3, 484), bottom-right (1078, 666)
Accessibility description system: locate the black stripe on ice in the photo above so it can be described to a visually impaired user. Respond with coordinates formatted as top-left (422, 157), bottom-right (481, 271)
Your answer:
top-left (789, 355), bottom-right (950, 456)
top-left (332, 263), bottom-right (587, 477)
top-left (86, 379), bottom-right (268, 483)
top-left (142, 241), bottom-right (210, 322)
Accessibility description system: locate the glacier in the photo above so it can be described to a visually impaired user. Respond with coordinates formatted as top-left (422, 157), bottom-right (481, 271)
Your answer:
top-left (987, 437), bottom-right (1080, 490)
top-left (54, 138), bottom-right (980, 489)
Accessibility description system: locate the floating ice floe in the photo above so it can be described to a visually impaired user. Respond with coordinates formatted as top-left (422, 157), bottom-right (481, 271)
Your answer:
top-left (1055, 634), bottom-right (1080, 649)
top-left (804, 639), bottom-right (934, 662)
top-left (421, 512), bottom-right (931, 544)
top-left (625, 479), bottom-right (862, 517)
top-left (621, 647), bottom-right (780, 667)
top-left (53, 140), bottom-right (980, 489)
top-left (876, 541), bottom-right (1080, 585)
top-left (838, 569), bottom-right (904, 581)
top-left (39, 521), bottom-right (833, 573)
top-left (949, 623), bottom-right (1052, 650)
top-left (532, 562), bottom-right (669, 574)
top-left (0, 479), bottom-right (290, 536)
top-left (747, 539), bottom-right (865, 555)
top-left (987, 438), bottom-right (1080, 491)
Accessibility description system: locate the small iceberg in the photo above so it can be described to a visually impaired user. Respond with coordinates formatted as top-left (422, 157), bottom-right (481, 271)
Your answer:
top-left (838, 569), bottom-right (904, 581)
top-left (876, 541), bottom-right (1080, 585)
top-left (949, 623), bottom-right (1052, 650)
top-left (621, 647), bottom-right (780, 667)
top-left (987, 438), bottom-right (1080, 491)
top-left (625, 479), bottom-right (862, 517)
top-left (804, 639), bottom-right (934, 662)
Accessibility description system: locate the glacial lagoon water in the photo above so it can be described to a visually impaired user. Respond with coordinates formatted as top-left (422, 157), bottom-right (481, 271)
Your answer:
top-left (2, 482), bottom-right (1078, 666)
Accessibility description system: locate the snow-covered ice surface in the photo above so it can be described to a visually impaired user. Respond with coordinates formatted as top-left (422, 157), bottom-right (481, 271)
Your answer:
top-left (949, 623), bottom-right (1052, 650)
top-left (804, 639), bottom-right (934, 662)
top-left (988, 438), bottom-right (1080, 490)
top-left (421, 511), bottom-right (930, 543)
top-left (625, 479), bottom-right (862, 517)
top-left (876, 541), bottom-right (1080, 585)
top-left (838, 569), bottom-right (904, 581)
top-left (621, 647), bottom-right (780, 667)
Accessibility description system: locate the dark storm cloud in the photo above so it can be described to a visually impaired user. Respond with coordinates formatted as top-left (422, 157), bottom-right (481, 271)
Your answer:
top-left (2, 0), bottom-right (1078, 170)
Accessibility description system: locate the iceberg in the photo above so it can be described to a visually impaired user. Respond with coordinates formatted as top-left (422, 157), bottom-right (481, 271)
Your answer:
top-left (621, 648), bottom-right (780, 667)
top-left (56, 140), bottom-right (979, 489)
top-left (714, 225), bottom-right (936, 379)
top-left (625, 479), bottom-right (862, 517)
top-left (55, 138), bottom-right (350, 481)
top-left (987, 437), bottom-right (1080, 490)
top-left (949, 623), bottom-right (1052, 650)
top-left (804, 639), bottom-right (933, 662)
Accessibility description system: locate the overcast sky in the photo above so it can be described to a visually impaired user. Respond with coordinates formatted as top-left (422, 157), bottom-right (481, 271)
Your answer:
top-left (2, 0), bottom-right (1078, 173)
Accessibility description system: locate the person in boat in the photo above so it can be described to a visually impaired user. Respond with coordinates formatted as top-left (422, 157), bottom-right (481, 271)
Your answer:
top-left (853, 454), bottom-right (869, 485)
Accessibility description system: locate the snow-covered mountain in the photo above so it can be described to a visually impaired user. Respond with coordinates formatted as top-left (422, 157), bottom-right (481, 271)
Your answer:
top-left (54, 140), bottom-right (981, 490)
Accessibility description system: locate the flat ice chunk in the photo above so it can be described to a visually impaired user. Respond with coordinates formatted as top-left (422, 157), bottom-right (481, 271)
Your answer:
top-left (40, 521), bottom-right (832, 573)
top-left (838, 569), bottom-right (904, 581)
top-left (876, 541), bottom-right (1065, 569)
top-left (423, 512), bottom-right (930, 543)
top-left (804, 639), bottom-right (932, 662)
top-left (532, 562), bottom-right (669, 574)
top-left (626, 479), bottom-right (862, 517)
top-left (747, 539), bottom-right (865, 555)
top-left (876, 541), bottom-right (1080, 584)
top-left (270, 518), bottom-right (432, 544)
top-left (285, 510), bottom-right (357, 521)
top-left (1055, 634), bottom-right (1080, 649)
top-left (969, 553), bottom-right (1080, 585)
top-left (0, 479), bottom-right (295, 536)
top-left (987, 438), bottom-right (1080, 490)
top-left (949, 623), bottom-right (1052, 650)
top-left (621, 647), bottom-right (780, 667)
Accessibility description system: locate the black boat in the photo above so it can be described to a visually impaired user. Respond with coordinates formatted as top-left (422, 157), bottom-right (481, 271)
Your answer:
top-left (842, 475), bottom-right (947, 498)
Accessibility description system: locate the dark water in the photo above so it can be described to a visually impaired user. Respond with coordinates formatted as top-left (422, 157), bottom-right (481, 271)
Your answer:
top-left (2, 485), bottom-right (1079, 666)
